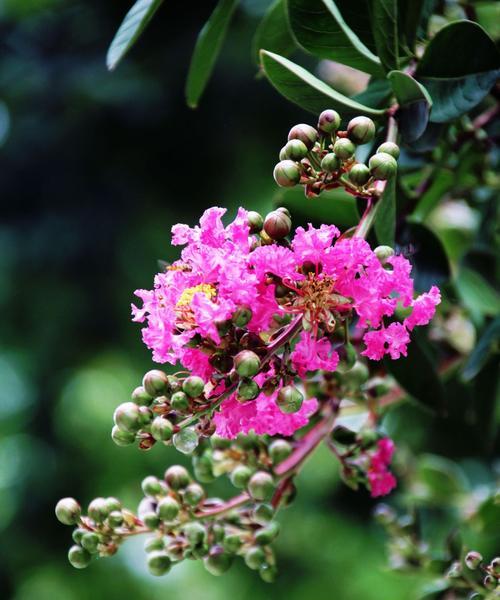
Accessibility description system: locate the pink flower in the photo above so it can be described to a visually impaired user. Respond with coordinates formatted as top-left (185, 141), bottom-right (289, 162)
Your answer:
top-left (291, 223), bottom-right (340, 264)
top-left (404, 285), bottom-right (441, 330)
top-left (362, 322), bottom-right (410, 360)
top-left (367, 438), bottom-right (397, 497)
top-left (291, 332), bottom-right (339, 377)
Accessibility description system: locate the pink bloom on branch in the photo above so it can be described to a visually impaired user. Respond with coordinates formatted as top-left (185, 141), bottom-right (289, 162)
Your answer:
top-left (291, 331), bottom-right (339, 377)
top-left (362, 322), bottom-right (410, 360)
top-left (404, 285), bottom-right (441, 330)
top-left (368, 438), bottom-right (397, 497)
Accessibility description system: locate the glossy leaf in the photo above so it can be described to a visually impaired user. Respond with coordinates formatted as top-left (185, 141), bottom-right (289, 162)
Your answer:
top-left (353, 78), bottom-right (392, 108)
top-left (286, 0), bottom-right (383, 76)
top-left (398, 0), bottom-right (426, 51)
top-left (388, 70), bottom-right (432, 142)
top-left (185, 0), bottom-right (239, 108)
top-left (462, 317), bottom-right (500, 381)
top-left (374, 177), bottom-right (396, 246)
top-left (260, 51), bottom-right (386, 117)
top-left (107, 0), bottom-right (164, 71)
top-left (371, 0), bottom-right (399, 72)
top-left (253, 0), bottom-right (295, 63)
top-left (455, 268), bottom-right (500, 317)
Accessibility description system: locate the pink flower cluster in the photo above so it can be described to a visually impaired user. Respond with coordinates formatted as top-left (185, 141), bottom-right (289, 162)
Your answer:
top-left (367, 438), bottom-right (397, 497)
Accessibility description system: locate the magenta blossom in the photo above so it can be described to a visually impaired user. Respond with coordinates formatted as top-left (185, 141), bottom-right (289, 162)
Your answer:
top-left (367, 438), bottom-right (397, 497)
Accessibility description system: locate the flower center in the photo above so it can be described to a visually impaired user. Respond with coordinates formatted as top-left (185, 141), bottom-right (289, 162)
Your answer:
top-left (176, 284), bottom-right (216, 307)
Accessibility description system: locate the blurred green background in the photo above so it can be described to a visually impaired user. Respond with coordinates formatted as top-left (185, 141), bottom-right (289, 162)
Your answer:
top-left (0, 2), bottom-right (497, 600)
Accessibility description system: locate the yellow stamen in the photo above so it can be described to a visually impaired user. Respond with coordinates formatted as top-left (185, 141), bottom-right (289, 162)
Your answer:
top-left (176, 284), bottom-right (216, 307)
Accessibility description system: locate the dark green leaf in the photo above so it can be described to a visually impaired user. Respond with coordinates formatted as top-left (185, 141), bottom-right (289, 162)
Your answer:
top-left (286, 0), bottom-right (383, 76)
top-left (253, 0), bottom-right (296, 63)
top-left (371, 0), bottom-right (399, 72)
top-left (416, 21), bottom-right (500, 122)
top-left (352, 78), bottom-right (392, 108)
top-left (107, 0), bottom-right (164, 71)
top-left (409, 454), bottom-right (468, 505)
top-left (462, 317), bottom-right (500, 381)
top-left (260, 50), bottom-right (386, 117)
top-left (374, 177), bottom-right (396, 246)
top-left (397, 0), bottom-right (426, 51)
top-left (185, 0), bottom-right (239, 108)
top-left (455, 267), bottom-right (500, 317)
top-left (411, 170), bottom-right (454, 221)
top-left (388, 70), bottom-right (432, 141)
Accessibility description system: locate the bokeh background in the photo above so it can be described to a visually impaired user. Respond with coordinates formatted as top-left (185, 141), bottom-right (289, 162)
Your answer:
top-left (0, 2), bottom-right (498, 600)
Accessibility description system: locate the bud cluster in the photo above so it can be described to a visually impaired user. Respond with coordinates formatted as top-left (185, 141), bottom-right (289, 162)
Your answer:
top-left (273, 110), bottom-right (399, 198)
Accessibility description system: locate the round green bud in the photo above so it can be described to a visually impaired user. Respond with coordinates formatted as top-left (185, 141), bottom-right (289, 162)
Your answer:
top-left (111, 424), bottom-right (136, 447)
top-left (490, 557), bottom-right (500, 575)
top-left (166, 375), bottom-right (181, 393)
top-left (252, 503), bottom-right (275, 524)
top-left (81, 532), bottom-right (100, 554)
top-left (321, 152), bottom-right (340, 173)
top-left (183, 522), bottom-right (207, 547)
top-left (212, 523), bottom-right (225, 544)
top-left (348, 163), bottom-right (371, 186)
top-left (255, 521), bottom-right (280, 546)
top-left (342, 360), bottom-right (369, 387)
top-left (151, 416), bottom-right (174, 442)
top-left (223, 533), bottom-right (243, 553)
top-left (336, 341), bottom-right (357, 374)
top-left (143, 511), bottom-right (161, 529)
top-left (264, 210), bottom-right (292, 240)
top-left (244, 546), bottom-right (267, 570)
top-left (142, 370), bottom-right (169, 397)
top-left (68, 545), bottom-right (92, 569)
top-left (192, 544), bottom-right (209, 559)
top-left (182, 376), bottom-right (205, 398)
top-left (373, 503), bottom-right (396, 526)
top-left (172, 428), bottom-right (199, 454)
top-left (230, 465), bottom-right (253, 489)
top-left (464, 551), bottom-right (483, 570)
top-left (248, 471), bottom-right (274, 501)
top-left (165, 465), bottom-right (190, 490)
top-left (279, 146), bottom-right (287, 160)
top-left (276, 385), bottom-right (303, 414)
top-left (107, 510), bottom-right (124, 528)
top-left (72, 528), bottom-right (86, 544)
top-left (234, 350), bottom-right (261, 378)
top-left (144, 537), bottom-right (164, 553)
top-left (183, 483), bottom-right (205, 507)
top-left (88, 497), bottom-right (109, 523)
top-left (204, 547), bottom-right (234, 576)
top-left (210, 435), bottom-right (231, 450)
top-left (347, 116), bottom-right (376, 144)
top-left (287, 123), bottom-right (318, 150)
top-left (369, 152), bottom-right (398, 180)
top-left (237, 379), bottom-right (260, 402)
top-left (333, 138), bottom-right (356, 160)
top-left (247, 211), bottom-right (264, 234)
top-left (232, 306), bottom-right (253, 328)
top-left (284, 139), bottom-right (308, 161)
top-left (318, 109), bottom-right (341, 133)
top-left (147, 551), bottom-right (171, 576)
top-left (55, 497), bottom-right (81, 525)
top-left (138, 405), bottom-right (153, 426)
top-left (259, 564), bottom-right (278, 583)
top-left (104, 497), bottom-right (121, 513)
top-left (374, 245), bottom-right (395, 263)
top-left (269, 439), bottom-right (292, 465)
top-left (131, 385), bottom-right (153, 406)
top-left (273, 160), bottom-right (301, 188)
top-left (483, 575), bottom-right (496, 590)
top-left (157, 496), bottom-right (180, 521)
top-left (193, 453), bottom-right (215, 483)
top-left (142, 476), bottom-right (162, 497)
top-left (377, 141), bottom-right (400, 159)
top-left (113, 402), bottom-right (141, 434)
top-left (276, 206), bottom-right (291, 218)
top-left (170, 391), bottom-right (189, 411)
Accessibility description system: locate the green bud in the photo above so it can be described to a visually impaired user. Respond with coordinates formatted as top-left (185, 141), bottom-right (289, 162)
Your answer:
top-left (342, 360), bottom-right (369, 387)
top-left (204, 547), bottom-right (234, 576)
top-left (223, 533), bottom-right (243, 553)
top-left (232, 306), bottom-right (253, 328)
top-left (287, 123), bottom-right (318, 149)
top-left (373, 503), bottom-right (396, 526)
top-left (464, 551), bottom-right (483, 570)
top-left (193, 453), bottom-right (216, 483)
top-left (166, 375), bottom-right (181, 393)
top-left (321, 152), bottom-right (340, 173)
top-left (248, 471), bottom-right (274, 501)
top-left (113, 402), bottom-right (141, 434)
top-left (72, 528), bottom-right (86, 544)
top-left (182, 376), bottom-right (205, 398)
top-left (490, 557), bottom-right (500, 575)
top-left (348, 163), bottom-right (371, 186)
top-left (55, 497), bottom-right (81, 525)
top-left (88, 497), bottom-right (109, 523)
top-left (231, 465), bottom-right (253, 489)
top-left (170, 391), bottom-right (189, 411)
top-left (143, 511), bottom-right (161, 529)
top-left (259, 564), bottom-right (278, 583)
top-left (183, 483), bottom-right (205, 507)
top-left (107, 510), bottom-right (124, 528)
top-left (111, 424), bottom-right (136, 447)
top-left (331, 425), bottom-right (357, 445)
top-left (172, 428), bottom-right (199, 454)
top-left (369, 152), bottom-right (398, 180)
top-left (446, 561), bottom-right (462, 578)
top-left (263, 210), bottom-right (292, 239)
top-left (244, 546), bottom-right (267, 570)
top-left (255, 521), bottom-right (280, 546)
top-left (276, 207), bottom-right (291, 218)
top-left (142, 369), bottom-right (169, 397)
top-left (138, 405), bottom-right (153, 426)
top-left (318, 109), bottom-right (341, 133)
top-left (131, 385), bottom-right (153, 406)
top-left (68, 545), bottom-right (92, 569)
top-left (252, 503), bottom-right (275, 524)
top-left (234, 350), bottom-right (261, 378)
top-left (374, 245), bottom-right (395, 263)
top-left (273, 160), bottom-right (301, 188)
top-left (165, 465), bottom-right (190, 490)
top-left (81, 532), bottom-right (100, 554)
top-left (276, 385), bottom-right (303, 414)
top-left (104, 497), bottom-right (121, 513)
top-left (212, 523), bottom-right (225, 544)
top-left (151, 416), bottom-right (174, 442)
top-left (147, 551), bottom-right (171, 576)
top-left (333, 138), bottom-right (356, 160)
top-left (337, 341), bottom-right (357, 373)
top-left (210, 435), bottom-right (231, 450)
top-left (483, 575), bottom-right (496, 590)
top-left (269, 439), bottom-right (292, 465)
top-left (142, 475), bottom-right (162, 497)
top-left (144, 537), bottom-right (164, 553)
top-left (237, 379), bottom-right (260, 402)
top-left (284, 139), bottom-right (309, 161)
top-left (183, 522), bottom-right (207, 547)
top-left (347, 116), bottom-right (376, 144)
top-left (157, 496), bottom-right (180, 521)
top-left (192, 543), bottom-right (209, 559)
top-left (247, 211), bottom-right (263, 233)
top-left (279, 146), bottom-right (287, 160)
top-left (377, 141), bottom-right (400, 158)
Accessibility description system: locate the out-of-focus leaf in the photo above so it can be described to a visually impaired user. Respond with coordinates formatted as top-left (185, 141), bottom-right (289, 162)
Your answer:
top-left (352, 78), bottom-right (392, 108)
top-left (416, 21), bottom-right (500, 122)
top-left (259, 51), bottom-right (386, 117)
top-left (107, 0), bottom-right (164, 71)
top-left (185, 0), bottom-right (239, 108)
top-left (475, 1), bottom-right (500, 41)
top-left (472, 357), bottom-right (500, 449)
top-left (287, 0), bottom-right (383, 76)
top-left (462, 317), bottom-right (500, 381)
top-left (253, 0), bottom-right (295, 63)
top-left (470, 493), bottom-right (500, 533)
top-left (411, 170), bottom-right (454, 222)
top-left (371, 0), bottom-right (399, 72)
top-left (388, 70), bottom-right (432, 142)
top-left (398, 0), bottom-right (426, 51)
top-left (374, 177), bottom-right (395, 246)
top-left (455, 268), bottom-right (500, 317)
top-left (416, 579), bottom-right (451, 600)
top-left (409, 454), bottom-right (468, 505)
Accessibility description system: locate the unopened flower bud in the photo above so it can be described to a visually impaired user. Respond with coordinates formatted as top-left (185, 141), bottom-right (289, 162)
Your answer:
top-left (342, 360), bottom-right (369, 387)
top-left (321, 152), bottom-right (340, 173)
top-left (377, 141), bottom-right (400, 159)
top-left (374, 245), bottom-right (395, 263)
top-left (183, 522), bottom-right (207, 547)
top-left (147, 551), bottom-right (171, 576)
top-left (349, 163), bottom-right (371, 186)
top-left (234, 350), bottom-right (261, 378)
top-left (142, 370), bottom-right (169, 397)
top-left (248, 471), bottom-right (274, 501)
top-left (237, 379), bottom-right (260, 402)
top-left (490, 557), bottom-right (500, 575)
top-left (138, 405), bottom-right (153, 426)
top-left (68, 545), bottom-right (92, 569)
top-left (284, 139), bottom-right (308, 161)
top-left (157, 496), bottom-right (180, 521)
top-left (244, 546), bottom-right (267, 570)
top-left (72, 528), bottom-right (86, 544)
top-left (287, 123), bottom-right (318, 149)
top-left (223, 532), bottom-right (243, 553)
top-left (173, 428), bottom-right (199, 454)
top-left (465, 551), bottom-right (483, 570)
top-left (81, 532), bottom-right (100, 554)
top-left (333, 138), bottom-right (356, 160)
top-left (230, 465), bottom-right (253, 489)
top-left (273, 160), bottom-right (301, 187)
top-left (260, 564), bottom-right (278, 583)
top-left (166, 375), bottom-right (181, 393)
top-left (107, 510), bottom-right (124, 528)
top-left (183, 483), bottom-right (205, 506)
top-left (111, 425), bottom-right (136, 447)
top-left (211, 435), bottom-right (231, 450)
top-left (347, 116), bottom-right (376, 144)
top-left (269, 439), bottom-right (292, 464)
top-left (131, 385), bottom-right (153, 406)
top-left (279, 146), bottom-right (287, 160)
top-left (318, 109), bottom-right (341, 133)
top-left (232, 306), bottom-right (253, 327)
top-left (55, 498), bottom-right (81, 525)
top-left (144, 537), bottom-right (164, 553)
top-left (104, 497), bottom-right (121, 513)
top-left (483, 574), bottom-right (496, 590)
top-left (276, 385), bottom-right (303, 414)
top-left (165, 465), bottom-right (190, 490)
top-left (255, 521), bottom-right (280, 546)
top-left (252, 503), bottom-right (275, 524)
top-left (88, 497), bottom-right (109, 523)
top-left (142, 475), bottom-right (162, 497)
top-left (193, 453), bottom-right (215, 483)
top-left (264, 210), bottom-right (292, 239)
top-left (182, 376), bottom-right (205, 398)
top-left (151, 416), bottom-right (174, 442)
top-left (369, 152), bottom-right (397, 180)
top-left (276, 206), bottom-right (291, 217)
top-left (171, 391), bottom-right (189, 412)
top-left (446, 561), bottom-right (462, 578)
top-left (204, 546), bottom-right (234, 576)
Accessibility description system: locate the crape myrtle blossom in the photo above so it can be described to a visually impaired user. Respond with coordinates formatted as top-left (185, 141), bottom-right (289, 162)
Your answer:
top-left (367, 438), bottom-right (397, 497)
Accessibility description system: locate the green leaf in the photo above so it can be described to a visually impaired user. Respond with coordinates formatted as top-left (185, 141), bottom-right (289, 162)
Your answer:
top-left (409, 454), bottom-right (468, 506)
top-left (260, 50), bottom-right (386, 117)
top-left (462, 317), bottom-right (500, 381)
top-left (185, 0), bottom-right (239, 108)
top-left (371, 0), bottom-right (399, 72)
top-left (352, 78), bottom-right (392, 108)
top-left (106, 0), bottom-right (164, 71)
top-left (253, 0), bottom-right (296, 63)
top-left (374, 177), bottom-right (396, 246)
top-left (455, 267), bottom-right (500, 317)
top-left (416, 21), bottom-right (500, 122)
top-left (286, 0), bottom-right (383, 76)
top-left (388, 70), bottom-right (432, 142)
top-left (397, 0), bottom-right (426, 51)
